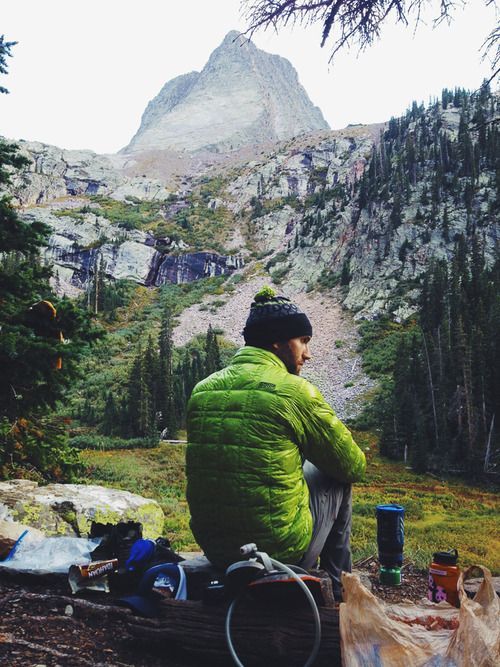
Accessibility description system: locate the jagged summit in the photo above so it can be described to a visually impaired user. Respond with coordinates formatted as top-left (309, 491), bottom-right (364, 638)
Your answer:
top-left (122, 31), bottom-right (329, 154)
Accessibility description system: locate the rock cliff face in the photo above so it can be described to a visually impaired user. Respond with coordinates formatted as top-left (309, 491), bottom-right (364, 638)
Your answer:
top-left (10, 84), bottom-right (497, 319)
top-left (8, 140), bottom-right (171, 206)
top-left (21, 205), bottom-right (243, 296)
top-left (222, 89), bottom-right (498, 319)
top-left (123, 31), bottom-right (329, 154)
top-left (148, 251), bottom-right (244, 286)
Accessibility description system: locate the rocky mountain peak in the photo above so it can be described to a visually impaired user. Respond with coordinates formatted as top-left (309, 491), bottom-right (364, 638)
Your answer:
top-left (220, 30), bottom-right (246, 45)
top-left (123, 31), bottom-right (329, 155)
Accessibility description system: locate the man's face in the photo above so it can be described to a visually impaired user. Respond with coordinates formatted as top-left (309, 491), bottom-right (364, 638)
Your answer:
top-left (272, 336), bottom-right (312, 375)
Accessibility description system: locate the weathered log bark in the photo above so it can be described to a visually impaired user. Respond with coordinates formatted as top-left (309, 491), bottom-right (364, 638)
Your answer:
top-left (15, 591), bottom-right (133, 621)
top-left (127, 598), bottom-right (341, 666)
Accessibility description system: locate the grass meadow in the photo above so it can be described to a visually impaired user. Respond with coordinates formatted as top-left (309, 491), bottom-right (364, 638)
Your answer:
top-left (80, 431), bottom-right (500, 573)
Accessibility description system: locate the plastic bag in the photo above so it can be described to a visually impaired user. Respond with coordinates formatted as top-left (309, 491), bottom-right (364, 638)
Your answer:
top-left (446, 567), bottom-right (500, 667)
top-left (340, 566), bottom-right (499, 667)
top-left (0, 533), bottom-right (102, 575)
top-left (0, 520), bottom-right (45, 559)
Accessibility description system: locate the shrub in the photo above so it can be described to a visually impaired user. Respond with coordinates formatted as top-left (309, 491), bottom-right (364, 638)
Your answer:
top-left (210, 299), bottom-right (226, 309)
top-left (317, 268), bottom-right (340, 290)
top-left (0, 416), bottom-right (81, 482)
top-left (270, 264), bottom-right (290, 284)
top-left (265, 252), bottom-right (288, 270)
top-left (69, 434), bottom-right (157, 450)
top-left (357, 318), bottom-right (413, 378)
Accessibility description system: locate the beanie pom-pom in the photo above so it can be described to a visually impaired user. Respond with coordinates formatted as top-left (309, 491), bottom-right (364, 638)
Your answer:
top-left (254, 286), bottom-right (276, 303)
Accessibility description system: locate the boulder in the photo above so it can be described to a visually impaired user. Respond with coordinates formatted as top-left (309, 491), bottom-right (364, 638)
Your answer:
top-left (0, 480), bottom-right (164, 539)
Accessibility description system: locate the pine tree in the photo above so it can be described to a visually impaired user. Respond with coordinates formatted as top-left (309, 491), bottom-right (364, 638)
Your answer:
top-left (441, 205), bottom-right (450, 242)
top-left (125, 343), bottom-right (156, 439)
top-left (102, 391), bottom-right (118, 436)
top-left (0, 39), bottom-right (100, 479)
top-left (88, 254), bottom-right (106, 315)
top-left (191, 349), bottom-right (205, 392)
top-left (126, 345), bottom-right (143, 437)
top-left (205, 324), bottom-right (222, 376)
top-left (389, 191), bottom-right (402, 230)
top-left (0, 39), bottom-right (99, 425)
top-left (143, 335), bottom-right (159, 433)
top-left (158, 305), bottom-right (176, 437)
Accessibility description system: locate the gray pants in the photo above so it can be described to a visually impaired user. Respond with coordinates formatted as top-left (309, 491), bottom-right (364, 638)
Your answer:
top-left (298, 461), bottom-right (352, 598)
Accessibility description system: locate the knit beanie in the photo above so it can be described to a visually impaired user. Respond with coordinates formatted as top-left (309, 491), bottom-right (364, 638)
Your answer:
top-left (243, 286), bottom-right (312, 347)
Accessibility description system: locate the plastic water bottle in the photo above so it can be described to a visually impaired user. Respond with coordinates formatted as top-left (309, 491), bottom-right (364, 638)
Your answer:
top-left (428, 549), bottom-right (460, 607)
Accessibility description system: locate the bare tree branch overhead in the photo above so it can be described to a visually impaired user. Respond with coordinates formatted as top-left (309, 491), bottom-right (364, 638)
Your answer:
top-left (241, 0), bottom-right (499, 72)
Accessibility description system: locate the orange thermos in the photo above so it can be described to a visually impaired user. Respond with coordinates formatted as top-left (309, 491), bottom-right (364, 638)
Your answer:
top-left (428, 549), bottom-right (460, 607)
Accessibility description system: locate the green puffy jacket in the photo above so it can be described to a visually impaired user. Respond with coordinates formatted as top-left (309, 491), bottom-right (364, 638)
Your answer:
top-left (186, 346), bottom-right (366, 568)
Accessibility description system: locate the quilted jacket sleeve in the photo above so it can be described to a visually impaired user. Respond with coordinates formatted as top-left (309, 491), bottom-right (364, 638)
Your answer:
top-left (290, 379), bottom-right (366, 483)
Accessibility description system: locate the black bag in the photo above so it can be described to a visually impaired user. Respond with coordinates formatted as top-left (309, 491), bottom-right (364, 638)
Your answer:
top-left (90, 521), bottom-right (143, 566)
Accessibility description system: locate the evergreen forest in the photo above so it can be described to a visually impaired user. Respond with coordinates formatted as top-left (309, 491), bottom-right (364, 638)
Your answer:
top-left (350, 84), bottom-right (499, 481)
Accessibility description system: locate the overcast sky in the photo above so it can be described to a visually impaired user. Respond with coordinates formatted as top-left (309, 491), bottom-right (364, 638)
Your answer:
top-left (1, 0), bottom-right (497, 154)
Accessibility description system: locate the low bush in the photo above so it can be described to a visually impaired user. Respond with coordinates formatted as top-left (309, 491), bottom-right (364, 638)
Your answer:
top-left (69, 434), bottom-right (157, 450)
top-left (317, 267), bottom-right (340, 290)
top-left (270, 265), bottom-right (290, 284)
top-left (0, 416), bottom-right (81, 482)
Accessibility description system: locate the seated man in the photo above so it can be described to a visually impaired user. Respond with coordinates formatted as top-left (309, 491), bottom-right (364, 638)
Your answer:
top-left (186, 287), bottom-right (366, 597)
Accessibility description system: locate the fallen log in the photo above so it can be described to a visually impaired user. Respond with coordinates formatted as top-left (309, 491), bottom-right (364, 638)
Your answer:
top-left (0, 558), bottom-right (342, 665)
top-left (127, 597), bottom-right (341, 666)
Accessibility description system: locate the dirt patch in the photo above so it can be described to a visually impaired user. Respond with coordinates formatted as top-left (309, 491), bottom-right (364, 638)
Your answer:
top-left (355, 556), bottom-right (429, 604)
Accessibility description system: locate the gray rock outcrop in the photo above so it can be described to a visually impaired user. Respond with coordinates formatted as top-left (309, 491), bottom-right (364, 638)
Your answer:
top-left (149, 251), bottom-right (244, 285)
top-left (20, 204), bottom-right (243, 296)
top-left (8, 140), bottom-right (171, 207)
top-left (123, 31), bottom-right (329, 154)
top-left (0, 479), bottom-right (165, 539)
top-left (22, 206), bottom-right (157, 295)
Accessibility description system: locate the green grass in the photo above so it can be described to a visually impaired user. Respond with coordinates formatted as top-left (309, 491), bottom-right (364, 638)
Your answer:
top-left (80, 443), bottom-right (195, 551)
top-left (80, 431), bottom-right (500, 572)
top-left (352, 431), bottom-right (500, 571)
top-left (90, 196), bottom-right (164, 230)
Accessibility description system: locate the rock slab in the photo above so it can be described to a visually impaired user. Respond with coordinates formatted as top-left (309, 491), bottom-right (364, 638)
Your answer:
top-left (0, 480), bottom-right (164, 539)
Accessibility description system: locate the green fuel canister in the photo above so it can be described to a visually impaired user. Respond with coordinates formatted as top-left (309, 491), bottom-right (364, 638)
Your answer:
top-left (379, 566), bottom-right (402, 586)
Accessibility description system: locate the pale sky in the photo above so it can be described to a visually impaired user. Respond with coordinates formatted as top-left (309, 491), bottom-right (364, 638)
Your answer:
top-left (1, 0), bottom-right (497, 154)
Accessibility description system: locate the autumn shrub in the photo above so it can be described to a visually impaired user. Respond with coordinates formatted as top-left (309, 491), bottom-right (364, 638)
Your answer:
top-left (0, 415), bottom-right (81, 482)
